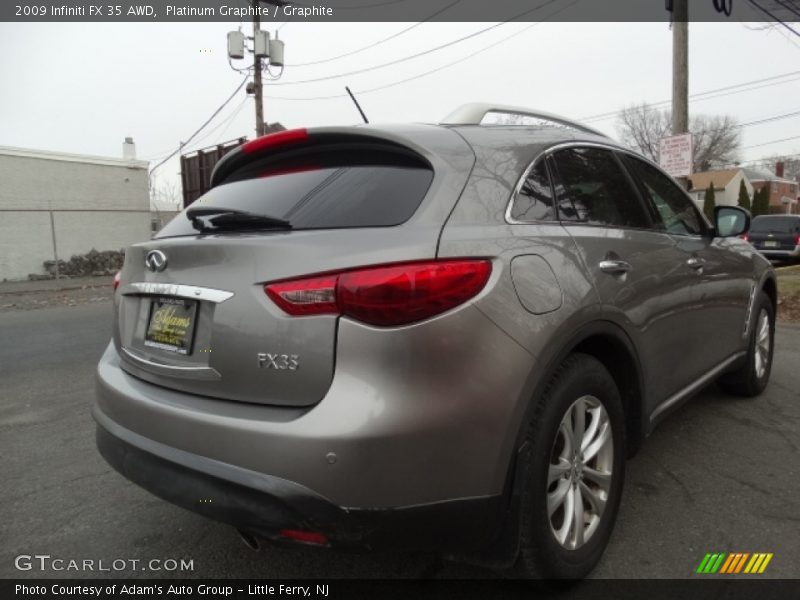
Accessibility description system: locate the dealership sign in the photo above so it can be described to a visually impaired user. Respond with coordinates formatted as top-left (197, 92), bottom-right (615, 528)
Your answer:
top-left (659, 133), bottom-right (694, 178)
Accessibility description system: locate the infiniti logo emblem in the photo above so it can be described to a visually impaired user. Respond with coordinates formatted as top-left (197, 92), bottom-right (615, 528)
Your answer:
top-left (145, 250), bottom-right (168, 272)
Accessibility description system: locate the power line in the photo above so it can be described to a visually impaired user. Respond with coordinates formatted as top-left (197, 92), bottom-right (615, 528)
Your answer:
top-left (266, 0), bottom-right (563, 86)
top-left (266, 0), bottom-right (579, 101)
top-left (748, 0), bottom-right (800, 38)
top-left (735, 109), bottom-right (800, 129)
top-left (740, 134), bottom-right (800, 150)
top-left (285, 0), bottom-right (462, 67)
top-left (581, 70), bottom-right (800, 122)
top-left (688, 110), bottom-right (800, 138)
top-left (149, 76), bottom-right (248, 174)
top-left (278, 0), bottom-right (419, 34)
top-left (266, 9), bottom-right (795, 112)
top-left (180, 97), bottom-right (249, 155)
top-left (772, 0), bottom-right (800, 18)
top-left (580, 70), bottom-right (800, 123)
top-left (716, 151), bottom-right (800, 170)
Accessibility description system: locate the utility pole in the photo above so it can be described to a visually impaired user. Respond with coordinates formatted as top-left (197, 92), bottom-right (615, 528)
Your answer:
top-left (252, 0), bottom-right (265, 138)
top-left (671, 0), bottom-right (689, 189)
top-left (227, 5), bottom-right (284, 137)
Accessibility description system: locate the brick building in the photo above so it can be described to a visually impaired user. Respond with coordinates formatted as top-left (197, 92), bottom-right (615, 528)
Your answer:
top-left (743, 163), bottom-right (798, 214)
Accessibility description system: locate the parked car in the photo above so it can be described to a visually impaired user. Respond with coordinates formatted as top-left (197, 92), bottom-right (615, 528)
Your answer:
top-left (745, 214), bottom-right (800, 261)
top-left (94, 103), bottom-right (776, 579)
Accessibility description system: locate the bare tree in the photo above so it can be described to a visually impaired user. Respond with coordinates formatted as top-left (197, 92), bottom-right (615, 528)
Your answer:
top-left (691, 114), bottom-right (741, 171)
top-left (149, 173), bottom-right (182, 212)
top-left (616, 103), bottom-right (671, 162)
top-left (616, 103), bottom-right (741, 172)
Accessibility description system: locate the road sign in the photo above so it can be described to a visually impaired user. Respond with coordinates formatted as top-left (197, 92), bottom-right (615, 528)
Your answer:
top-left (659, 133), bottom-right (693, 178)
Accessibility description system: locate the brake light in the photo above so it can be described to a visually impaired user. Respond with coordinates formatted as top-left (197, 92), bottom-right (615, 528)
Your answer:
top-left (740, 233), bottom-right (749, 242)
top-left (279, 529), bottom-right (329, 546)
top-left (265, 260), bottom-right (492, 327)
top-left (112, 271), bottom-right (121, 292)
top-left (795, 233), bottom-right (800, 246)
top-left (242, 128), bottom-right (309, 155)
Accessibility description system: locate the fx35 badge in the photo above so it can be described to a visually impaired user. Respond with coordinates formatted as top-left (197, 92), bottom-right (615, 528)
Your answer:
top-left (257, 353), bottom-right (299, 371)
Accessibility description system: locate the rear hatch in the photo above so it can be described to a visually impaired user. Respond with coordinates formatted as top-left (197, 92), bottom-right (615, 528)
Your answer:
top-left (113, 125), bottom-right (475, 407)
top-left (747, 215), bottom-right (800, 251)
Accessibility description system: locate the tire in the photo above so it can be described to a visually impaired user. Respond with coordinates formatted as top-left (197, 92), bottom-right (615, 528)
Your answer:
top-left (718, 291), bottom-right (775, 397)
top-left (509, 353), bottom-right (625, 579)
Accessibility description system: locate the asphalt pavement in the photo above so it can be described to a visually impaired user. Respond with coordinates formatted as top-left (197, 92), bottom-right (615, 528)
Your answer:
top-left (1, 302), bottom-right (798, 579)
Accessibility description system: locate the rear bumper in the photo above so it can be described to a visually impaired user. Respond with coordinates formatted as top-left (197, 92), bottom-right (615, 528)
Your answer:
top-left (94, 299), bottom-right (536, 549)
top-left (95, 303), bottom-right (533, 510)
top-left (756, 245), bottom-right (800, 258)
top-left (95, 417), bottom-right (504, 551)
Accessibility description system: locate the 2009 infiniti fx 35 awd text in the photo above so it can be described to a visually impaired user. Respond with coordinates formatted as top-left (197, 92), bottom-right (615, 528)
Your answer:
top-left (94, 103), bottom-right (776, 578)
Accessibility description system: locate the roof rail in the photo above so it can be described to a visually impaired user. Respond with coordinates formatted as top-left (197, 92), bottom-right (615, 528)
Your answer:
top-left (440, 103), bottom-right (609, 138)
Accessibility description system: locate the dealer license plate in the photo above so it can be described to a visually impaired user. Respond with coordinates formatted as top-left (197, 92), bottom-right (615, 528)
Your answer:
top-left (144, 297), bottom-right (198, 355)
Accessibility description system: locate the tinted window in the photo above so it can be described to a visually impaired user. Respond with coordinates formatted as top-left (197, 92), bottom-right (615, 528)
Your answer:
top-left (510, 159), bottom-right (555, 221)
top-left (750, 216), bottom-right (800, 234)
top-left (157, 151), bottom-right (433, 238)
top-left (551, 147), bottom-right (650, 229)
top-left (625, 156), bottom-right (705, 236)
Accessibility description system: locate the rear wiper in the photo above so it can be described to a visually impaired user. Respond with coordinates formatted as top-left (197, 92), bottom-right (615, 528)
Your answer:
top-left (186, 206), bottom-right (292, 232)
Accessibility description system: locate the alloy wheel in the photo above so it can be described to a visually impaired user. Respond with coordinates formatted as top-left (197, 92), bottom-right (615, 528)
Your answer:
top-left (547, 395), bottom-right (614, 550)
top-left (754, 308), bottom-right (771, 380)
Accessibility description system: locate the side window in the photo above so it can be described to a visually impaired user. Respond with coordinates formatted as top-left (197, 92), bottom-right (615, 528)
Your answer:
top-left (625, 156), bottom-right (706, 236)
top-left (550, 147), bottom-right (651, 229)
top-left (510, 159), bottom-right (555, 221)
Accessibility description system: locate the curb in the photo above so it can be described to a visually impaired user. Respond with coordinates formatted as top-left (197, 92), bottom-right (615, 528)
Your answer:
top-left (0, 278), bottom-right (113, 296)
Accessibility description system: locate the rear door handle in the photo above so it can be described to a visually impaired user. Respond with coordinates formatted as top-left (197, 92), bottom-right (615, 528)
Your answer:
top-left (599, 260), bottom-right (631, 274)
top-left (686, 257), bottom-right (706, 270)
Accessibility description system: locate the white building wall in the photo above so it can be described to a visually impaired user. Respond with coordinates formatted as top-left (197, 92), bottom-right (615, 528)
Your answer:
top-left (0, 147), bottom-right (150, 280)
top-left (0, 212), bottom-right (54, 281)
top-left (53, 211), bottom-right (151, 259)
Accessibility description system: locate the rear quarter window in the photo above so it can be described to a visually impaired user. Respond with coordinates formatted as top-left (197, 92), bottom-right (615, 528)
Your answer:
top-left (157, 147), bottom-right (433, 238)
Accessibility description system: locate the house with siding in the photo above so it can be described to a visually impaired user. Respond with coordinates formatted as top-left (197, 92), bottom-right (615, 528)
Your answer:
top-left (687, 169), bottom-right (753, 210)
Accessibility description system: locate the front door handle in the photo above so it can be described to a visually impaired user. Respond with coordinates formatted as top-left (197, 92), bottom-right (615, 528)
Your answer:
top-left (599, 260), bottom-right (631, 274)
top-left (686, 257), bottom-right (706, 270)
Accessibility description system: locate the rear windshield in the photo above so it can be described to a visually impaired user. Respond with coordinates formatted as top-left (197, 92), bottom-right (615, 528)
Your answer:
top-left (157, 148), bottom-right (433, 238)
top-left (750, 216), bottom-right (800, 234)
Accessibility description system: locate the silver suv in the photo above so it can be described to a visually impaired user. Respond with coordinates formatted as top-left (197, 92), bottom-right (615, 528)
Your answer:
top-left (94, 104), bottom-right (776, 578)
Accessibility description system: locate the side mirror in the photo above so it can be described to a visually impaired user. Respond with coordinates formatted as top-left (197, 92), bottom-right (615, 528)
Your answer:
top-left (714, 206), bottom-right (751, 238)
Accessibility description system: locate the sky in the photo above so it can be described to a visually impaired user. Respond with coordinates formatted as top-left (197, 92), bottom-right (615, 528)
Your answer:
top-left (1, 18), bottom-right (799, 209)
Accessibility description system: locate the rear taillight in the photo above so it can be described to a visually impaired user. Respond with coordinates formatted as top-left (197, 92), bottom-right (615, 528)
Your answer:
top-left (740, 233), bottom-right (749, 242)
top-left (795, 233), bottom-right (800, 245)
top-left (265, 260), bottom-right (492, 327)
top-left (112, 271), bottom-right (121, 292)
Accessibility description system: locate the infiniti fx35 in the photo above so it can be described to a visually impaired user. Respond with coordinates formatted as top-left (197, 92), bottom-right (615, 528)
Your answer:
top-left (94, 103), bottom-right (776, 578)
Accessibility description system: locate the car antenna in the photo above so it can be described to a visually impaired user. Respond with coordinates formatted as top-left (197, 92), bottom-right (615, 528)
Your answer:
top-left (345, 86), bottom-right (369, 124)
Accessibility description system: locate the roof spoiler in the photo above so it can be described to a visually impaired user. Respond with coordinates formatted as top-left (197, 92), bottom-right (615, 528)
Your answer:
top-left (440, 102), bottom-right (609, 138)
